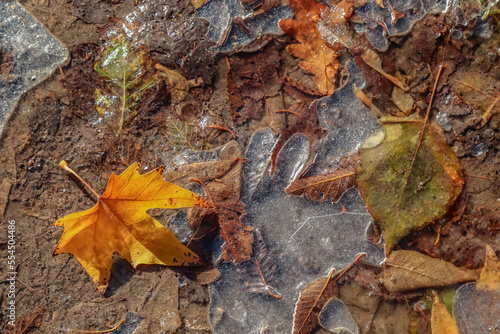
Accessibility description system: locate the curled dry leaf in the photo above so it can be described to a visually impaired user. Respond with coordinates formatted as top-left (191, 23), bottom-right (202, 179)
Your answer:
top-left (477, 244), bottom-right (500, 291)
top-left (271, 100), bottom-right (325, 176)
top-left (53, 162), bottom-right (210, 293)
top-left (285, 162), bottom-right (356, 203)
top-left (279, 0), bottom-right (353, 95)
top-left (431, 291), bottom-right (459, 334)
top-left (361, 49), bottom-right (409, 91)
top-left (383, 250), bottom-right (479, 292)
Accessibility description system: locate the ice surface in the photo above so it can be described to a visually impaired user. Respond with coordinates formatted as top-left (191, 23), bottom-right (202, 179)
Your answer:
top-left (209, 62), bottom-right (385, 333)
top-left (0, 0), bottom-right (68, 137)
top-left (453, 283), bottom-right (500, 334)
top-left (352, 0), bottom-right (451, 51)
top-left (320, 298), bottom-right (359, 334)
top-left (197, 0), bottom-right (293, 53)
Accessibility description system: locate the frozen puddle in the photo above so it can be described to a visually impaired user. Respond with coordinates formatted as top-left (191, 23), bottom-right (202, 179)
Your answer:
top-left (209, 62), bottom-right (385, 333)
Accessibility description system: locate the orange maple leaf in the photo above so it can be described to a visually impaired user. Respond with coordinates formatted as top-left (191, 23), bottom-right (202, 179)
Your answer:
top-left (279, 0), bottom-right (353, 96)
top-left (53, 162), bottom-right (210, 293)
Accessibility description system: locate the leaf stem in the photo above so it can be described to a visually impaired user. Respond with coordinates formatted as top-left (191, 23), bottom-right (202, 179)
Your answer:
top-left (59, 160), bottom-right (100, 198)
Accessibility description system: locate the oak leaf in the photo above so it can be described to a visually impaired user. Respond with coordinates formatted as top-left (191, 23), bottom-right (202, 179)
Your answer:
top-left (279, 0), bottom-right (353, 95)
top-left (383, 250), bottom-right (479, 292)
top-left (431, 291), bottom-right (459, 334)
top-left (53, 162), bottom-right (210, 293)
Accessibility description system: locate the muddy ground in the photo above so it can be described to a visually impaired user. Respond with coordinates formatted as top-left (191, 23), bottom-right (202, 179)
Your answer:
top-left (0, 0), bottom-right (499, 333)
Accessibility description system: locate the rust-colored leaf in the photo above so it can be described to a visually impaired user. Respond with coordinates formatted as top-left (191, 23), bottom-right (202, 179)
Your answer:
top-left (54, 162), bottom-right (210, 293)
top-left (4, 306), bottom-right (44, 334)
top-left (247, 229), bottom-right (282, 299)
top-left (279, 0), bottom-right (353, 95)
top-left (292, 254), bottom-right (366, 334)
top-left (271, 100), bottom-right (325, 176)
top-left (293, 268), bottom-right (338, 334)
top-left (201, 181), bottom-right (254, 263)
top-left (285, 166), bottom-right (356, 203)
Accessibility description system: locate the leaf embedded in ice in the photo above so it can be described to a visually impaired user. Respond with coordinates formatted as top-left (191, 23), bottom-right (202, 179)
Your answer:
top-left (293, 269), bottom-right (338, 334)
top-left (285, 157), bottom-right (356, 203)
top-left (270, 100), bottom-right (325, 177)
top-left (205, 181), bottom-right (254, 263)
top-left (383, 250), bottom-right (479, 292)
top-left (357, 120), bottom-right (464, 254)
top-left (94, 36), bottom-right (157, 132)
top-left (279, 0), bottom-right (353, 95)
top-left (246, 229), bottom-right (282, 299)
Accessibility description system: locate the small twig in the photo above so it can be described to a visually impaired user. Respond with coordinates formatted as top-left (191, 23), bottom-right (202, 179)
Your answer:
top-left (59, 161), bottom-right (100, 198)
top-left (47, 319), bottom-right (125, 333)
top-left (102, 136), bottom-right (116, 151)
top-left (416, 304), bottom-right (431, 325)
top-left (399, 48), bottom-right (445, 202)
top-left (334, 253), bottom-right (366, 282)
top-left (275, 109), bottom-right (302, 117)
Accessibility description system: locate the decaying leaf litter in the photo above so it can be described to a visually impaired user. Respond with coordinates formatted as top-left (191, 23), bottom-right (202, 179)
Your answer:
top-left (0, 0), bottom-right (499, 333)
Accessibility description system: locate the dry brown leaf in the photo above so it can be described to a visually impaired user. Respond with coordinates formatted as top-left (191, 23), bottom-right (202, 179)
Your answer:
top-left (477, 244), bottom-right (500, 291)
top-left (279, 0), bottom-right (353, 95)
top-left (431, 291), bottom-right (459, 334)
top-left (383, 250), bottom-right (479, 292)
top-left (293, 269), bottom-right (338, 334)
top-left (204, 181), bottom-right (254, 263)
top-left (392, 86), bottom-right (414, 115)
top-left (362, 49), bottom-right (409, 91)
top-left (4, 306), bottom-right (44, 334)
top-left (285, 167), bottom-right (356, 202)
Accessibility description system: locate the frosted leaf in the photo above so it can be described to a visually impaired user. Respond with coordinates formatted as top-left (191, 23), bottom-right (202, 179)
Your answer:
top-left (319, 298), bottom-right (359, 334)
top-left (209, 62), bottom-right (385, 332)
top-left (453, 283), bottom-right (500, 334)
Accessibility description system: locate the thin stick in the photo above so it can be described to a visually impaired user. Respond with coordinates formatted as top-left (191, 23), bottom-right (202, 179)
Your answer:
top-left (59, 161), bottom-right (100, 198)
top-left (334, 253), bottom-right (366, 282)
top-left (297, 268), bottom-right (336, 334)
top-left (47, 319), bottom-right (125, 333)
top-left (102, 136), bottom-right (116, 151)
top-left (399, 49), bottom-right (445, 202)
top-left (275, 109), bottom-right (302, 117)
top-left (416, 304), bottom-right (431, 325)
